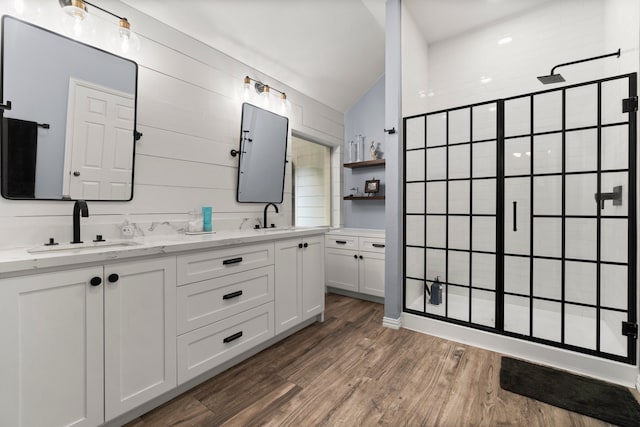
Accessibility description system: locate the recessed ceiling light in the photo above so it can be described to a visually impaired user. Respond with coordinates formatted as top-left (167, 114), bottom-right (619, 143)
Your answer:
top-left (480, 76), bottom-right (492, 84)
top-left (418, 90), bottom-right (426, 98)
top-left (498, 36), bottom-right (513, 45)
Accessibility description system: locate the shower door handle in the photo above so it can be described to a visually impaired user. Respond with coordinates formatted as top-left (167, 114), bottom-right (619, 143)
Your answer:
top-left (512, 201), bottom-right (517, 232)
top-left (594, 185), bottom-right (622, 210)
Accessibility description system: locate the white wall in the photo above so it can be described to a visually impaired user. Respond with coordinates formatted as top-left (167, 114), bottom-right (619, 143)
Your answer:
top-left (0, 0), bottom-right (344, 248)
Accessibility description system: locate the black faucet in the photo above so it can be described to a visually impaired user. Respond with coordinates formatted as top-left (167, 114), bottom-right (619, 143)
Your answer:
top-left (263, 203), bottom-right (278, 228)
top-left (71, 200), bottom-right (89, 244)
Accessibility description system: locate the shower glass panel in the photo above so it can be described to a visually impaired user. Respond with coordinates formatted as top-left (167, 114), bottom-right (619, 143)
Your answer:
top-left (403, 101), bottom-right (499, 329)
top-left (404, 73), bottom-right (637, 364)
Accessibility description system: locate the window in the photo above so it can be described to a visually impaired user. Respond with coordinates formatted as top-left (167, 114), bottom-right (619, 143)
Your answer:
top-left (291, 136), bottom-right (331, 227)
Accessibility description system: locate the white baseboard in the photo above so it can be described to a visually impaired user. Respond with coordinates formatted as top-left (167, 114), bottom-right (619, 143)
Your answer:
top-left (382, 316), bottom-right (401, 329)
top-left (636, 373), bottom-right (640, 392)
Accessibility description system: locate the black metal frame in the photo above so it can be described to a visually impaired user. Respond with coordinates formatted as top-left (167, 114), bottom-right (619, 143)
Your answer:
top-left (403, 73), bottom-right (637, 364)
top-left (0, 15), bottom-right (140, 202)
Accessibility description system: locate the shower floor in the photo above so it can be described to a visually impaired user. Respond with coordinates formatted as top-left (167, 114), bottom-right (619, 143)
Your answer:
top-left (406, 293), bottom-right (626, 357)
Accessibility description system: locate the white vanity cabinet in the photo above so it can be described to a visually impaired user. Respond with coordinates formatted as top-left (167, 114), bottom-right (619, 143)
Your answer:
top-left (176, 242), bottom-right (276, 384)
top-left (0, 229), bottom-right (328, 426)
top-left (325, 230), bottom-right (385, 298)
top-left (0, 257), bottom-right (177, 427)
top-left (274, 235), bottom-right (325, 335)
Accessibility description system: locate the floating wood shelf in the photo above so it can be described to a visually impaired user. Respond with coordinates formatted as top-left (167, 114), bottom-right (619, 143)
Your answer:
top-left (343, 159), bottom-right (385, 169)
top-left (343, 195), bottom-right (385, 201)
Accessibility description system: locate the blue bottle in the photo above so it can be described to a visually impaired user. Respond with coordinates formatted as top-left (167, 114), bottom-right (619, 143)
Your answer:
top-left (202, 206), bottom-right (212, 232)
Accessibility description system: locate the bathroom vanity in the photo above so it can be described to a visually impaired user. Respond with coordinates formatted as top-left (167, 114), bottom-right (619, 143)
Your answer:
top-left (325, 228), bottom-right (385, 300)
top-left (0, 228), bottom-right (326, 427)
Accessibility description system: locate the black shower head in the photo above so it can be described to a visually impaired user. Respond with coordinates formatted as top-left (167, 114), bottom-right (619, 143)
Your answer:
top-left (537, 49), bottom-right (621, 85)
top-left (537, 73), bottom-right (566, 84)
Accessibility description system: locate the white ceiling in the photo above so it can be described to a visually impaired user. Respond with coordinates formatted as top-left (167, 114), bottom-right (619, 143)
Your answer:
top-left (123, 0), bottom-right (550, 113)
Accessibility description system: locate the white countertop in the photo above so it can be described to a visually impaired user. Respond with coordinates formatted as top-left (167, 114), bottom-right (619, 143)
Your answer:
top-left (0, 227), bottom-right (329, 276)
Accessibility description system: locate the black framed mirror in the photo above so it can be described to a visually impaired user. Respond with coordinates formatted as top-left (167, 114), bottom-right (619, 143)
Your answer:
top-left (1, 15), bottom-right (139, 201)
top-left (236, 103), bottom-right (288, 203)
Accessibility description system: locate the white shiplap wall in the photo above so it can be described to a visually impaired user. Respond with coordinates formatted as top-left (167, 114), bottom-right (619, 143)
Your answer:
top-left (0, 0), bottom-right (344, 248)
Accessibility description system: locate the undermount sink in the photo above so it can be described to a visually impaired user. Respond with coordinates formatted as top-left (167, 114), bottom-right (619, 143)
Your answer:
top-left (27, 240), bottom-right (141, 254)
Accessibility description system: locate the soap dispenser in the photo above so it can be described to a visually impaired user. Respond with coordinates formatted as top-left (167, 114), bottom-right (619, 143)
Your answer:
top-left (430, 276), bottom-right (443, 305)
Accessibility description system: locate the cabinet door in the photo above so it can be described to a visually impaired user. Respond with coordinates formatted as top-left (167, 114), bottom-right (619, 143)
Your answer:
top-left (104, 258), bottom-right (177, 421)
top-left (302, 235), bottom-right (325, 320)
top-left (325, 247), bottom-right (359, 292)
top-left (359, 251), bottom-right (385, 297)
top-left (274, 238), bottom-right (303, 334)
top-left (0, 267), bottom-right (104, 427)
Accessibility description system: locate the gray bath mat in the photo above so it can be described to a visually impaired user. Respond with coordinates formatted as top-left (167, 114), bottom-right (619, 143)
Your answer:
top-left (500, 356), bottom-right (640, 427)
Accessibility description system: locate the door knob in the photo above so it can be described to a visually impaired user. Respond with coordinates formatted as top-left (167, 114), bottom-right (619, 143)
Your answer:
top-left (73, 171), bottom-right (80, 177)
top-left (90, 276), bottom-right (102, 286)
top-left (108, 273), bottom-right (119, 283)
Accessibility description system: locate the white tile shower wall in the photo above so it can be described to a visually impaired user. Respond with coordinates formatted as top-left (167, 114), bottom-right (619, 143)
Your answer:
top-left (401, 6), bottom-right (429, 118)
top-left (0, 0), bottom-right (344, 248)
top-left (426, 0), bottom-right (639, 113)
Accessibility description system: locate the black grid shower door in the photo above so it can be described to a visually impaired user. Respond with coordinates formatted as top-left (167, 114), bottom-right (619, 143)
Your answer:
top-left (403, 73), bottom-right (637, 364)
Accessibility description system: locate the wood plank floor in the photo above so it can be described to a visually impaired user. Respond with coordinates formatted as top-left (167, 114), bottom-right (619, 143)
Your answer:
top-left (126, 293), bottom-right (634, 426)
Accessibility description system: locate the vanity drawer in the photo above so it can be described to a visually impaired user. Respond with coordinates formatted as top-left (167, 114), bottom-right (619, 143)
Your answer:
top-left (177, 242), bottom-right (274, 285)
top-left (177, 266), bottom-right (274, 334)
top-left (177, 302), bottom-right (274, 384)
top-left (359, 237), bottom-right (386, 254)
top-left (325, 234), bottom-right (358, 250)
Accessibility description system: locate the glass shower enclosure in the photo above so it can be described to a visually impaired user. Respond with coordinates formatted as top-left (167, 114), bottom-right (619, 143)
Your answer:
top-left (403, 73), bottom-right (637, 364)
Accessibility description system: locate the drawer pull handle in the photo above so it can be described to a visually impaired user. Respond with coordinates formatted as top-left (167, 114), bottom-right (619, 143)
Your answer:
top-left (223, 290), bottom-right (243, 300)
top-left (336, 240), bottom-right (347, 244)
top-left (372, 243), bottom-right (385, 248)
top-left (223, 331), bottom-right (243, 343)
top-left (223, 257), bottom-right (243, 265)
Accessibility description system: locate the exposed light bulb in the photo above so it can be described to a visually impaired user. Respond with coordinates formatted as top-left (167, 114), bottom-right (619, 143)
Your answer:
top-left (243, 76), bottom-right (251, 101)
top-left (119, 18), bottom-right (131, 40)
top-left (280, 93), bottom-right (288, 114)
top-left (115, 18), bottom-right (140, 53)
top-left (263, 85), bottom-right (271, 108)
top-left (61, 0), bottom-right (87, 20)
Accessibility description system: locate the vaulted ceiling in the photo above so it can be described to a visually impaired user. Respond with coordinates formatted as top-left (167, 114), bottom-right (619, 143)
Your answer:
top-left (123, 0), bottom-right (551, 113)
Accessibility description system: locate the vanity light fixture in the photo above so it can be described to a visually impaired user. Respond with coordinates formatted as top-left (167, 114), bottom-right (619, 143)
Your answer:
top-left (243, 75), bottom-right (288, 107)
top-left (58, 0), bottom-right (139, 51)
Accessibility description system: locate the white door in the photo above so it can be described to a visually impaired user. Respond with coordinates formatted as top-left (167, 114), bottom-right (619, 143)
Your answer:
top-left (0, 267), bottom-right (104, 427)
top-left (274, 238), bottom-right (303, 334)
top-left (104, 258), bottom-right (177, 421)
top-left (359, 251), bottom-right (385, 297)
top-left (302, 235), bottom-right (325, 320)
top-left (63, 78), bottom-right (135, 200)
top-left (325, 247), bottom-right (359, 292)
